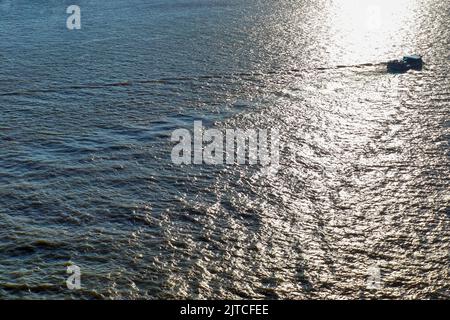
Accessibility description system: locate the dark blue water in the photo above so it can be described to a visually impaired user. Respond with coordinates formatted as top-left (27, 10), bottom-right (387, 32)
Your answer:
top-left (0, 0), bottom-right (449, 299)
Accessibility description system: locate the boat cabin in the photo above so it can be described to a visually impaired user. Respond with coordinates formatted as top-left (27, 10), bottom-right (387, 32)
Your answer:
top-left (402, 55), bottom-right (423, 68)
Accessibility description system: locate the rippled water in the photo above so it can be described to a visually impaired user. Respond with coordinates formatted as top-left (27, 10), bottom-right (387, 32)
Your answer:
top-left (0, 0), bottom-right (449, 299)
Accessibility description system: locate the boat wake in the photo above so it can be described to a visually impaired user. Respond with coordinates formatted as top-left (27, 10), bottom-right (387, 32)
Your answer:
top-left (0, 63), bottom-right (395, 97)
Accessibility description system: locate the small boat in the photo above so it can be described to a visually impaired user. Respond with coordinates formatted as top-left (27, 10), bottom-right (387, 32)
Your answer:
top-left (387, 54), bottom-right (423, 72)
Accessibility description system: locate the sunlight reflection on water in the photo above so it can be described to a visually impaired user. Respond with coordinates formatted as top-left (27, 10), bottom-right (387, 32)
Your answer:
top-left (0, 0), bottom-right (448, 299)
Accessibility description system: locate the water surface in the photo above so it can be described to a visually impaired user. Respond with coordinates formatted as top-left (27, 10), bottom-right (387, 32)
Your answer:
top-left (0, 0), bottom-right (449, 299)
